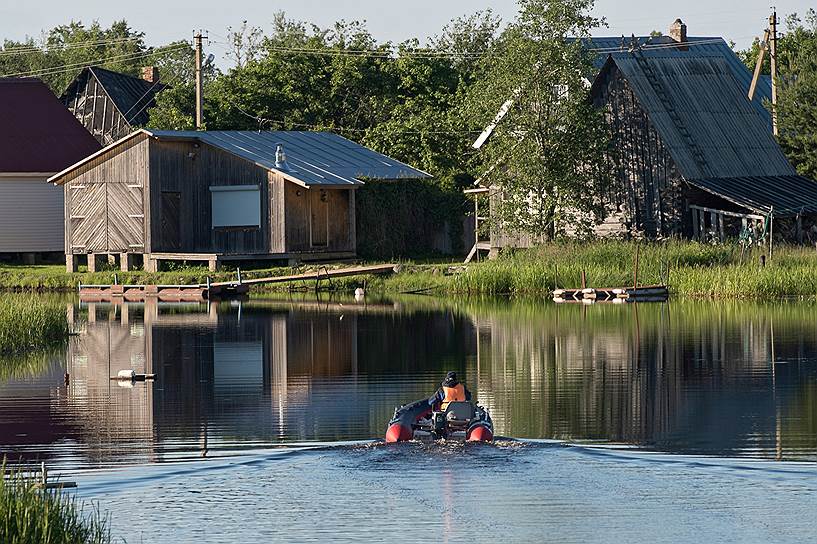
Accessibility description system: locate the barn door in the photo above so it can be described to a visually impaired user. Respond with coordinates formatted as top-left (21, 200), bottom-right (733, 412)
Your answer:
top-left (160, 192), bottom-right (181, 251)
top-left (107, 183), bottom-right (145, 252)
top-left (68, 182), bottom-right (107, 253)
top-left (309, 189), bottom-right (328, 247)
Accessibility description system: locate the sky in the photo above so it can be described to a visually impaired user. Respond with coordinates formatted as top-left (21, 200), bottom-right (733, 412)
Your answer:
top-left (1, 0), bottom-right (815, 65)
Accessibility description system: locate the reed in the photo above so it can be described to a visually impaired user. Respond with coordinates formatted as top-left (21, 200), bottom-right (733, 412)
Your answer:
top-left (434, 240), bottom-right (817, 298)
top-left (0, 295), bottom-right (69, 356)
top-left (0, 460), bottom-right (110, 544)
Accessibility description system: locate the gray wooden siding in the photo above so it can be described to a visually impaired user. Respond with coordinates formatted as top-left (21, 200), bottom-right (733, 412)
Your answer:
top-left (0, 177), bottom-right (64, 252)
top-left (148, 140), bottom-right (270, 254)
top-left (64, 134), bottom-right (149, 254)
top-left (284, 183), bottom-right (354, 253)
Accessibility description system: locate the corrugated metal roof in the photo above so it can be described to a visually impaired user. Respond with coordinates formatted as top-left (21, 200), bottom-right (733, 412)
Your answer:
top-left (600, 55), bottom-right (795, 180)
top-left (583, 36), bottom-right (772, 122)
top-left (60, 67), bottom-right (166, 127)
top-left (688, 176), bottom-right (817, 216)
top-left (145, 130), bottom-right (431, 186)
top-left (0, 78), bottom-right (101, 172)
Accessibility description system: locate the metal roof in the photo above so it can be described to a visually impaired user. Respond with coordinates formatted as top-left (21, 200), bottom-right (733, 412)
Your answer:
top-left (688, 176), bottom-right (817, 216)
top-left (583, 36), bottom-right (772, 123)
top-left (0, 78), bottom-right (101, 173)
top-left (596, 54), bottom-right (795, 180)
top-left (145, 130), bottom-right (431, 186)
top-left (60, 67), bottom-right (166, 127)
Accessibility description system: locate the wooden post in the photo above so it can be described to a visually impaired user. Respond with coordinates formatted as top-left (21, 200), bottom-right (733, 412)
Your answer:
top-left (768, 207), bottom-right (774, 261)
top-left (770, 10), bottom-right (779, 136)
top-left (66, 254), bottom-right (78, 274)
top-left (581, 270), bottom-right (587, 289)
top-left (797, 214), bottom-right (804, 244)
top-left (120, 253), bottom-right (134, 272)
top-left (208, 258), bottom-right (220, 272)
top-left (143, 256), bottom-right (158, 273)
top-left (718, 212), bottom-right (725, 242)
top-left (194, 32), bottom-right (206, 130)
top-left (709, 211), bottom-right (717, 241)
top-left (87, 253), bottom-right (98, 273)
top-left (691, 208), bottom-right (699, 240)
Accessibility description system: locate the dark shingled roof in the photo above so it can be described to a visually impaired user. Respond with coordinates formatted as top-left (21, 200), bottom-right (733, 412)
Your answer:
top-left (0, 78), bottom-right (101, 172)
top-left (595, 54), bottom-right (796, 180)
top-left (688, 176), bottom-right (817, 216)
top-left (61, 67), bottom-right (166, 126)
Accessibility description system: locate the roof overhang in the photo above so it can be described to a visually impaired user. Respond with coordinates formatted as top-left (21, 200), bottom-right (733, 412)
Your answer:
top-left (685, 175), bottom-right (817, 217)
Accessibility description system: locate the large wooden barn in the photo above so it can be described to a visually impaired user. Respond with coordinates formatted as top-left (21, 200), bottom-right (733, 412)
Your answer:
top-left (49, 129), bottom-right (429, 272)
top-left (466, 21), bottom-right (817, 259)
top-left (0, 78), bottom-right (101, 260)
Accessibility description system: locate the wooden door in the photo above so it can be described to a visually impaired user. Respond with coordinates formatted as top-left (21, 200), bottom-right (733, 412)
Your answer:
top-left (310, 189), bottom-right (328, 247)
top-left (160, 192), bottom-right (182, 251)
top-left (107, 183), bottom-right (145, 252)
top-left (68, 182), bottom-right (107, 253)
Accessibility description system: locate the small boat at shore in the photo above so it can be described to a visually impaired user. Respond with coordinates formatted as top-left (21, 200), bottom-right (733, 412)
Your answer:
top-left (385, 399), bottom-right (494, 442)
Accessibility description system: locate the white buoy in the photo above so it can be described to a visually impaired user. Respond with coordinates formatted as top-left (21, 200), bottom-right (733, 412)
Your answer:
top-left (117, 369), bottom-right (136, 380)
top-left (354, 287), bottom-right (365, 302)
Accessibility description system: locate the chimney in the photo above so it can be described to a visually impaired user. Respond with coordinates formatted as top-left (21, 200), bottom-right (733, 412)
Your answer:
top-left (141, 66), bottom-right (160, 83)
top-left (669, 19), bottom-right (688, 50)
top-left (275, 144), bottom-right (290, 171)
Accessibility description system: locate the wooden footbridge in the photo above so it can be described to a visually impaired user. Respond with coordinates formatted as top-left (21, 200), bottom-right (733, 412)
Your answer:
top-left (78, 264), bottom-right (399, 302)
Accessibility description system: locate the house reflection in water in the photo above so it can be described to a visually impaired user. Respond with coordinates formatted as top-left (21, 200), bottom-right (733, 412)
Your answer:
top-left (471, 301), bottom-right (817, 459)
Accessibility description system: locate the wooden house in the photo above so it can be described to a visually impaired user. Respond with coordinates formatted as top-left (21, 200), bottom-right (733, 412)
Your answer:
top-left (466, 20), bottom-right (817, 259)
top-left (49, 129), bottom-right (429, 272)
top-left (60, 66), bottom-right (166, 145)
top-left (0, 78), bottom-right (101, 260)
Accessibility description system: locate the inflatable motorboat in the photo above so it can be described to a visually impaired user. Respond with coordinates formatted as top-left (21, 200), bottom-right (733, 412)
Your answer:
top-left (385, 399), bottom-right (494, 442)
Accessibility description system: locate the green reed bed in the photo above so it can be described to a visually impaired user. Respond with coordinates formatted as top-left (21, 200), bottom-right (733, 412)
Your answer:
top-left (0, 295), bottom-right (70, 356)
top-left (440, 241), bottom-right (817, 298)
top-left (0, 460), bottom-right (110, 544)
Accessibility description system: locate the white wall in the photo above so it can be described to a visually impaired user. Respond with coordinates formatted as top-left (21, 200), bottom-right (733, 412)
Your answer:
top-left (0, 176), bottom-right (64, 252)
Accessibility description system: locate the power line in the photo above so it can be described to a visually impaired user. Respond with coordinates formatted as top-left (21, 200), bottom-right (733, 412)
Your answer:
top-left (0, 36), bottom-right (145, 57)
top-left (0, 43), bottom-right (190, 79)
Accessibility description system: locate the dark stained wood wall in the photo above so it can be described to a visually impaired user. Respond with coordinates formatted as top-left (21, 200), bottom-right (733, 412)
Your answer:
top-left (594, 65), bottom-right (687, 238)
top-left (283, 182), bottom-right (354, 253)
top-left (63, 71), bottom-right (131, 146)
top-left (148, 140), bottom-right (271, 254)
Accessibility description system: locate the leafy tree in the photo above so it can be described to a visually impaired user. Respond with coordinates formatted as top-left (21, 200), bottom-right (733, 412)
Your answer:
top-left (463, 0), bottom-right (613, 240)
top-left (775, 10), bottom-right (817, 180)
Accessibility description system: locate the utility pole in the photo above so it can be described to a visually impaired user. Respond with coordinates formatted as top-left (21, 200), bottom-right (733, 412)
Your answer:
top-left (194, 31), bottom-right (207, 130)
top-left (769, 9), bottom-right (779, 136)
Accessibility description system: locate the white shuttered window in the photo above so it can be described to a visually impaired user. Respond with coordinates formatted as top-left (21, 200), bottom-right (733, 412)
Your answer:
top-left (209, 185), bottom-right (261, 228)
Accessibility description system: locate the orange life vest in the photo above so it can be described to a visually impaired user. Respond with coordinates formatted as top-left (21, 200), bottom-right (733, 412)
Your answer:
top-left (441, 383), bottom-right (466, 410)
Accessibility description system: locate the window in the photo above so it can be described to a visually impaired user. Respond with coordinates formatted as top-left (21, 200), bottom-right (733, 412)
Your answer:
top-left (209, 185), bottom-right (261, 228)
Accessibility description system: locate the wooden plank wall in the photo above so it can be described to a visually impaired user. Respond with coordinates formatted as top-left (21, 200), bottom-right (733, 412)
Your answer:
top-left (595, 66), bottom-right (686, 238)
top-left (63, 70), bottom-right (131, 146)
top-left (64, 134), bottom-right (149, 254)
top-left (148, 140), bottom-right (270, 254)
top-left (283, 182), bottom-right (354, 253)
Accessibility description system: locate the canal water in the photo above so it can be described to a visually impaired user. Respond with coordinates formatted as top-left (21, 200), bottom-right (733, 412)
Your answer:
top-left (2, 296), bottom-right (817, 542)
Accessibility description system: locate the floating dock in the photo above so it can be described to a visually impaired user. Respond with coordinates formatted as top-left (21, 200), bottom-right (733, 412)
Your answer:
top-left (553, 285), bottom-right (669, 304)
top-left (78, 264), bottom-right (398, 302)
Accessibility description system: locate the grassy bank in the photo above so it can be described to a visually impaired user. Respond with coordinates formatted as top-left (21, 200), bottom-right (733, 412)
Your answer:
top-left (434, 241), bottom-right (817, 298)
top-left (2, 241), bottom-right (817, 299)
top-left (0, 461), bottom-right (110, 544)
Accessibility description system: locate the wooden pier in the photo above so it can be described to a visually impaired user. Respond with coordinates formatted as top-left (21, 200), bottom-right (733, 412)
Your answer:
top-left (78, 263), bottom-right (399, 302)
top-left (553, 285), bottom-right (669, 304)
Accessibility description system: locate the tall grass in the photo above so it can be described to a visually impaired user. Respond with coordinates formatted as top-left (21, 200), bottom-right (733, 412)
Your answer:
top-left (0, 460), bottom-right (110, 544)
top-left (0, 295), bottom-right (69, 356)
top-left (437, 240), bottom-right (817, 298)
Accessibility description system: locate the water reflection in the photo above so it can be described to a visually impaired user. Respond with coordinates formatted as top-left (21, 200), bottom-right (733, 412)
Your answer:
top-left (1, 297), bottom-right (816, 467)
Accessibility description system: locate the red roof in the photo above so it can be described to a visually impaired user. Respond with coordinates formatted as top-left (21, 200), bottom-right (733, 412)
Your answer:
top-left (0, 78), bottom-right (101, 173)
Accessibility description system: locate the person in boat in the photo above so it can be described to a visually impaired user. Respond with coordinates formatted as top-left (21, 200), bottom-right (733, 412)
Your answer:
top-left (428, 371), bottom-right (472, 410)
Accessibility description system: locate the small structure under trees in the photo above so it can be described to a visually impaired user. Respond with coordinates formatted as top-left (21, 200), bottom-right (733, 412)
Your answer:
top-left (49, 129), bottom-right (429, 272)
